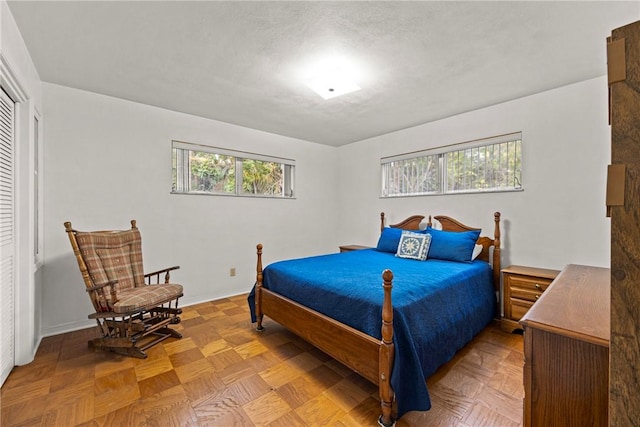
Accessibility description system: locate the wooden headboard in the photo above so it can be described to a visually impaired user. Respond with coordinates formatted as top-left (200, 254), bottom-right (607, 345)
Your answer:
top-left (379, 212), bottom-right (502, 292)
top-left (380, 212), bottom-right (425, 232)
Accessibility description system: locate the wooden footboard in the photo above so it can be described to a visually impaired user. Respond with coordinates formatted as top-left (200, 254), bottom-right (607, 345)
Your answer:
top-left (254, 244), bottom-right (396, 427)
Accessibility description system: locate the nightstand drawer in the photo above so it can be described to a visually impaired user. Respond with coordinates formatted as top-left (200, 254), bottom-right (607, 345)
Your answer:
top-left (510, 287), bottom-right (544, 303)
top-left (508, 275), bottom-right (552, 302)
top-left (508, 275), bottom-right (553, 295)
top-left (511, 298), bottom-right (535, 320)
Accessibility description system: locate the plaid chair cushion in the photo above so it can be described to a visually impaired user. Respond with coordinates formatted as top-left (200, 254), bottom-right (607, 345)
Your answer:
top-left (96, 246), bottom-right (137, 291)
top-left (113, 284), bottom-right (183, 313)
top-left (76, 229), bottom-right (145, 291)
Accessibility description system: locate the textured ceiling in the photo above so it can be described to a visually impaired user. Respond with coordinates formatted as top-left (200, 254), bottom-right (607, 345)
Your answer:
top-left (7, 1), bottom-right (639, 146)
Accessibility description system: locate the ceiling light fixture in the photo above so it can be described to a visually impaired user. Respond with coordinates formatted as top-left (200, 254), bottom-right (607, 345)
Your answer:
top-left (304, 67), bottom-right (361, 100)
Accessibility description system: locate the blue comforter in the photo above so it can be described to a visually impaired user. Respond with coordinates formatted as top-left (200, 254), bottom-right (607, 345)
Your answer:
top-left (248, 249), bottom-right (496, 418)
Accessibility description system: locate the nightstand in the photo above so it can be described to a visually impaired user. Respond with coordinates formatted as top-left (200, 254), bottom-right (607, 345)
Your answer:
top-left (339, 245), bottom-right (372, 253)
top-left (500, 265), bottom-right (560, 332)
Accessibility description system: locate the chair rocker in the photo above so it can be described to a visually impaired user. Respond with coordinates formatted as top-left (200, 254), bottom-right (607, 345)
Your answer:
top-left (65, 220), bottom-right (183, 358)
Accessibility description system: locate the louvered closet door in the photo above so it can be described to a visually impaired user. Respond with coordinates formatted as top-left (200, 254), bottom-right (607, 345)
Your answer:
top-left (0, 88), bottom-right (15, 386)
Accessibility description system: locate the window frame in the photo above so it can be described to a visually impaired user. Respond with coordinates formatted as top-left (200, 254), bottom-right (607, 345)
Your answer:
top-left (381, 132), bottom-right (523, 198)
top-left (171, 140), bottom-right (296, 199)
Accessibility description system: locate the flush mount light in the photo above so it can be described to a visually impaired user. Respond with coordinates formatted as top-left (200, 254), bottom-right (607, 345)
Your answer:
top-left (304, 67), bottom-right (361, 100)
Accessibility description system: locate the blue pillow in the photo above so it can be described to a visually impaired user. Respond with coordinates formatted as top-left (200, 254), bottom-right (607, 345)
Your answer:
top-left (426, 226), bottom-right (481, 263)
top-left (376, 227), bottom-right (403, 253)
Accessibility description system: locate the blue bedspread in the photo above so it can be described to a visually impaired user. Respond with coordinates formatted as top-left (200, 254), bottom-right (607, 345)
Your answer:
top-left (248, 249), bottom-right (496, 418)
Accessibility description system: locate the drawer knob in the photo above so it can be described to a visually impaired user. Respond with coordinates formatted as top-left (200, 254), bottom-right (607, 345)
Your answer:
top-left (535, 294), bottom-right (540, 300)
top-left (535, 283), bottom-right (542, 290)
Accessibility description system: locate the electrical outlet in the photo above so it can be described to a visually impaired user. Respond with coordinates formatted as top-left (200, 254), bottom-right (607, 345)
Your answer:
top-left (230, 267), bottom-right (236, 277)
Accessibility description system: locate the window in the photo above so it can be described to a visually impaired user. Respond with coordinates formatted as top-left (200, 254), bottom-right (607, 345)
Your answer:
top-left (171, 141), bottom-right (295, 198)
top-left (381, 132), bottom-right (522, 197)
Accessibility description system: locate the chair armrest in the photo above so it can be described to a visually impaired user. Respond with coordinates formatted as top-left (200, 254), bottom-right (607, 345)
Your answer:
top-left (86, 280), bottom-right (118, 312)
top-left (145, 266), bottom-right (180, 284)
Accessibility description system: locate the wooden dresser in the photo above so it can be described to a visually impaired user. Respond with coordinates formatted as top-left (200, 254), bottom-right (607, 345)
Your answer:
top-left (519, 264), bottom-right (610, 427)
top-left (501, 265), bottom-right (560, 332)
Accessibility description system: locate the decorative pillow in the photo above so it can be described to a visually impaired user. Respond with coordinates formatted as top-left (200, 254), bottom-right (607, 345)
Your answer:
top-left (426, 227), bottom-right (481, 263)
top-left (376, 227), bottom-right (404, 253)
top-left (396, 231), bottom-right (431, 261)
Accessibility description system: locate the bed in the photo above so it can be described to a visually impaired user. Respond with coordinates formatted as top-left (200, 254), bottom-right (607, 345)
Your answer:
top-left (249, 212), bottom-right (501, 426)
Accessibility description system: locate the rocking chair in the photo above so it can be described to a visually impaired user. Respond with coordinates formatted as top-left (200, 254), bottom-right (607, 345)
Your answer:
top-left (65, 220), bottom-right (183, 358)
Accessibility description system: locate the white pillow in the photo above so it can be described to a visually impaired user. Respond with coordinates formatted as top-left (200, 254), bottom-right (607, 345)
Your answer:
top-left (431, 218), bottom-right (443, 230)
top-left (471, 244), bottom-right (483, 261)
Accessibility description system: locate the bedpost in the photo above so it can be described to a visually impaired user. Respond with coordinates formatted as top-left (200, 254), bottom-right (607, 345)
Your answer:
top-left (380, 212), bottom-right (385, 232)
top-left (427, 215), bottom-right (432, 228)
top-left (493, 212), bottom-right (501, 292)
top-left (255, 244), bottom-right (264, 332)
top-left (379, 269), bottom-right (396, 427)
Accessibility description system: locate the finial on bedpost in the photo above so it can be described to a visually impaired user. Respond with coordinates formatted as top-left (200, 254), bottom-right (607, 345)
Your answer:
top-left (379, 269), bottom-right (396, 427)
top-left (256, 243), bottom-right (263, 276)
top-left (131, 220), bottom-right (137, 230)
top-left (255, 244), bottom-right (264, 332)
top-left (380, 212), bottom-right (385, 232)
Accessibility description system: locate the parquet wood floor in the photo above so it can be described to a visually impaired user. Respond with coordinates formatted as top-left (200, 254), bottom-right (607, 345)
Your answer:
top-left (1, 294), bottom-right (524, 426)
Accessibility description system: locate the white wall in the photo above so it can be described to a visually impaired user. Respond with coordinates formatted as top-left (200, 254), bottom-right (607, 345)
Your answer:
top-left (1, 0), bottom-right (43, 364)
top-left (336, 77), bottom-right (611, 271)
top-left (42, 77), bottom-right (612, 335)
top-left (42, 83), bottom-right (339, 335)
